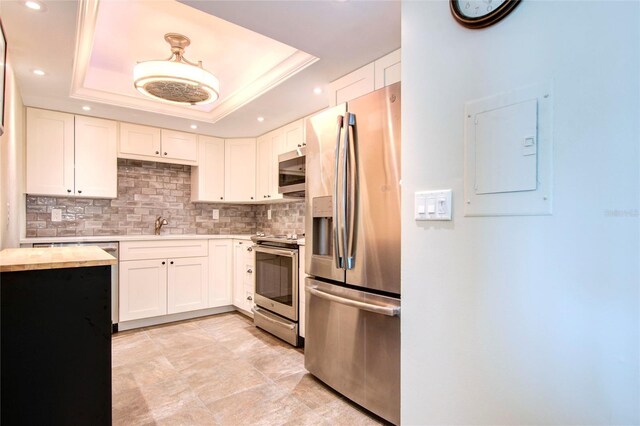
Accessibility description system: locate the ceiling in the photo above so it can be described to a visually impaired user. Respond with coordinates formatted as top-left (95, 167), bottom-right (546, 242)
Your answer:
top-left (1, 0), bottom-right (400, 137)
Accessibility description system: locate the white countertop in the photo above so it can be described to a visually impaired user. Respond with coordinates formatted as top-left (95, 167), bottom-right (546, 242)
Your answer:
top-left (20, 234), bottom-right (254, 245)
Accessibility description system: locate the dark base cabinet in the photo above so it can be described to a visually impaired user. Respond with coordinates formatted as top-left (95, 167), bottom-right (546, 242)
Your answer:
top-left (1, 266), bottom-right (112, 426)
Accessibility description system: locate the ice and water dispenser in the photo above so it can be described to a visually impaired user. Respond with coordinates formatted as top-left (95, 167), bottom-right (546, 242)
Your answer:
top-left (312, 196), bottom-right (333, 258)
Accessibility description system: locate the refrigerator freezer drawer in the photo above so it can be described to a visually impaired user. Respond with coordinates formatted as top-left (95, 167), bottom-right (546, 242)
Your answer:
top-left (304, 278), bottom-right (400, 425)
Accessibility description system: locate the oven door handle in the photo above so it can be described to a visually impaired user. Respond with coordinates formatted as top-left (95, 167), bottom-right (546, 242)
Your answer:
top-left (308, 286), bottom-right (400, 317)
top-left (251, 307), bottom-right (296, 330)
top-left (254, 246), bottom-right (298, 258)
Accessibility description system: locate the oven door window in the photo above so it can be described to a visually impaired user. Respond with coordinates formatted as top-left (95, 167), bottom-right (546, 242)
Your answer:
top-left (255, 251), bottom-right (294, 306)
top-left (279, 157), bottom-right (305, 187)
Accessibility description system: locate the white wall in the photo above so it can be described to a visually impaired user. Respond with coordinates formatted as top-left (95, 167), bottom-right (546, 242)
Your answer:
top-left (0, 57), bottom-right (26, 249)
top-left (401, 1), bottom-right (639, 425)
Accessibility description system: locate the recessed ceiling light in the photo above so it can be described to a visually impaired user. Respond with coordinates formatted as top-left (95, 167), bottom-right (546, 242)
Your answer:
top-left (32, 69), bottom-right (46, 76)
top-left (82, 106), bottom-right (91, 111)
top-left (190, 124), bottom-right (198, 130)
top-left (313, 87), bottom-right (323, 95)
top-left (25, 1), bottom-right (43, 11)
top-left (257, 116), bottom-right (265, 123)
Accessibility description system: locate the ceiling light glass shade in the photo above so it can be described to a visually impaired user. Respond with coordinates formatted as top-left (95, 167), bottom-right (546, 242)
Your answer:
top-left (134, 60), bottom-right (219, 106)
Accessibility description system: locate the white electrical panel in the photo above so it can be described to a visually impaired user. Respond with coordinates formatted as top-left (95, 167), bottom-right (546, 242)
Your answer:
top-left (464, 82), bottom-right (553, 216)
top-left (415, 190), bottom-right (452, 221)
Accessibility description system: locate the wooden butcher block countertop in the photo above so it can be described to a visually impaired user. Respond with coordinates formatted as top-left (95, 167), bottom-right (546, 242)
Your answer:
top-left (0, 246), bottom-right (117, 272)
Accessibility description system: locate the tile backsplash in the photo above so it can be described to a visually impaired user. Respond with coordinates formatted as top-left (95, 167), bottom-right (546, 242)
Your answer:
top-left (26, 159), bottom-right (304, 238)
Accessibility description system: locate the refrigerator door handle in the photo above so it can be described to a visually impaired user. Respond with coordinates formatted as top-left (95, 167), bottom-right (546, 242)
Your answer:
top-left (341, 113), bottom-right (350, 271)
top-left (333, 115), bottom-right (345, 269)
top-left (308, 286), bottom-right (400, 317)
top-left (346, 112), bottom-right (359, 270)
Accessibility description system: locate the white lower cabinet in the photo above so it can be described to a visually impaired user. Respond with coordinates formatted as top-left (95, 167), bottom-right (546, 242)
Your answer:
top-left (209, 240), bottom-right (233, 307)
top-left (233, 240), bottom-right (255, 314)
top-left (167, 257), bottom-right (209, 314)
top-left (119, 259), bottom-right (168, 321)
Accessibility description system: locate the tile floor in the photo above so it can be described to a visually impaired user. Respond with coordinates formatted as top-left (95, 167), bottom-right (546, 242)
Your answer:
top-left (112, 312), bottom-right (385, 425)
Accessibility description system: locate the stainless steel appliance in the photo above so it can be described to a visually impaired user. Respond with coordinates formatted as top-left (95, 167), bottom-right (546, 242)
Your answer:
top-left (305, 82), bottom-right (401, 425)
top-left (251, 235), bottom-right (301, 346)
top-left (278, 147), bottom-right (306, 197)
top-left (33, 241), bottom-right (119, 327)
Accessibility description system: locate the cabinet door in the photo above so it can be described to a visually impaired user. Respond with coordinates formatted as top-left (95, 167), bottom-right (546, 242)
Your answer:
top-left (283, 119), bottom-right (304, 152)
top-left (299, 245), bottom-right (306, 338)
top-left (191, 136), bottom-right (225, 202)
top-left (167, 256), bottom-right (209, 314)
top-left (161, 130), bottom-right (198, 164)
top-left (26, 108), bottom-right (75, 196)
top-left (256, 134), bottom-right (272, 201)
top-left (119, 259), bottom-right (167, 321)
top-left (119, 123), bottom-right (161, 159)
top-left (328, 63), bottom-right (375, 106)
top-left (208, 239), bottom-right (233, 307)
top-left (374, 49), bottom-right (401, 90)
top-left (74, 116), bottom-right (118, 198)
top-left (224, 138), bottom-right (256, 202)
top-left (233, 240), bottom-right (254, 312)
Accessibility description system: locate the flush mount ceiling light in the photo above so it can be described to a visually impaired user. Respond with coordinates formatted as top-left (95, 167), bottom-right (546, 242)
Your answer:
top-left (133, 33), bottom-right (219, 106)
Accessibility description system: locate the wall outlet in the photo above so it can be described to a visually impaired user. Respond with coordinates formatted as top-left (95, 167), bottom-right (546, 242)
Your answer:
top-left (267, 209), bottom-right (272, 220)
top-left (51, 208), bottom-right (62, 222)
top-left (212, 209), bottom-right (219, 220)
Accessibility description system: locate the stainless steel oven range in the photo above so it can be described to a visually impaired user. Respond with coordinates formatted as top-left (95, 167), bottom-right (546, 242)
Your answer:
top-left (250, 234), bottom-right (301, 347)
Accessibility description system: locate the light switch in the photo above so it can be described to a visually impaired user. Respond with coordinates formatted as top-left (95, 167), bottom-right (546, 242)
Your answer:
top-left (415, 190), bottom-right (452, 221)
top-left (267, 209), bottom-right (272, 220)
top-left (212, 209), bottom-right (219, 220)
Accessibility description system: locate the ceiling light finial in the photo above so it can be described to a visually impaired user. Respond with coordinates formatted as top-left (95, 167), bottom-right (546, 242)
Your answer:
top-left (133, 33), bottom-right (219, 106)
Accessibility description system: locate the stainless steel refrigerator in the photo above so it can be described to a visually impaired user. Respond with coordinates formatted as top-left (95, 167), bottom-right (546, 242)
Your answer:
top-left (304, 82), bottom-right (401, 425)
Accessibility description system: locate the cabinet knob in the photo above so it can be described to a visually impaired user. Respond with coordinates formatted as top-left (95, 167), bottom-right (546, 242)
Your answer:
top-left (164, 152), bottom-right (168, 156)
top-left (263, 195), bottom-right (266, 198)
top-left (170, 261), bottom-right (174, 265)
top-left (67, 189), bottom-right (72, 193)
top-left (77, 190), bottom-right (82, 194)
top-left (247, 247), bottom-right (252, 252)
top-left (162, 261), bottom-right (166, 265)
top-left (155, 151), bottom-right (160, 155)
top-left (267, 195), bottom-right (271, 198)
top-left (247, 295), bottom-right (253, 301)
top-left (250, 196), bottom-right (254, 200)
top-left (247, 269), bottom-right (253, 274)
top-left (220, 197), bottom-right (223, 200)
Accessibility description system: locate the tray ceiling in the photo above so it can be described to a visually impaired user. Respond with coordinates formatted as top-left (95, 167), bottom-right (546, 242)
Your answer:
top-left (70, 0), bottom-right (318, 123)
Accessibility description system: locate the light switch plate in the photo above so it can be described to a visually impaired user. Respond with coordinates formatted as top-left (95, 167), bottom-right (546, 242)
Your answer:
top-left (212, 209), bottom-right (219, 220)
top-left (267, 209), bottom-right (272, 220)
top-left (415, 190), bottom-right (452, 221)
top-left (51, 208), bottom-right (62, 222)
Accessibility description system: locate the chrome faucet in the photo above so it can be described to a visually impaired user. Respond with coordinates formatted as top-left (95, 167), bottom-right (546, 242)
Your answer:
top-left (154, 216), bottom-right (168, 235)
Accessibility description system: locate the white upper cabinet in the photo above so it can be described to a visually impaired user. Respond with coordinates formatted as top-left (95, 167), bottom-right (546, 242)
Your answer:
top-left (118, 123), bottom-right (161, 159)
top-left (329, 63), bottom-right (375, 107)
top-left (160, 130), bottom-right (197, 163)
top-left (74, 116), bottom-right (118, 198)
top-left (224, 138), bottom-right (256, 203)
top-left (328, 49), bottom-right (401, 106)
top-left (119, 123), bottom-right (197, 166)
top-left (374, 48), bottom-right (401, 90)
top-left (26, 108), bottom-right (117, 198)
top-left (191, 135), bottom-right (225, 202)
top-left (282, 119), bottom-right (305, 153)
top-left (256, 134), bottom-right (273, 202)
top-left (26, 108), bottom-right (75, 197)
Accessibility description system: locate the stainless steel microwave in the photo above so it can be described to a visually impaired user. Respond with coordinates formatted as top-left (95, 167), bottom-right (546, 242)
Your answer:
top-left (278, 147), bottom-right (305, 197)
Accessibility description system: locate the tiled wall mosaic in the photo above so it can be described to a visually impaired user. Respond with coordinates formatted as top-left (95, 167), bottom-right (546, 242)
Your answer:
top-left (25, 159), bottom-right (305, 238)
top-left (254, 201), bottom-right (306, 237)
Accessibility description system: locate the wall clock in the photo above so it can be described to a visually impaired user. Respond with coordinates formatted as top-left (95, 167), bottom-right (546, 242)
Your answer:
top-left (450, 0), bottom-right (521, 29)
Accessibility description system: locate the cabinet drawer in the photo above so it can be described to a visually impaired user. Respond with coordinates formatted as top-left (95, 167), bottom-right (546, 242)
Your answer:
top-left (120, 240), bottom-right (208, 261)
